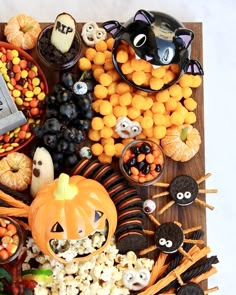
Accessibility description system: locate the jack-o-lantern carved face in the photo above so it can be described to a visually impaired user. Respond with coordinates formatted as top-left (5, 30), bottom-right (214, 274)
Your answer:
top-left (28, 173), bottom-right (117, 263)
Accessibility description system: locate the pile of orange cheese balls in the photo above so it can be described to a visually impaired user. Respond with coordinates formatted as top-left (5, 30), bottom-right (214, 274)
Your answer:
top-left (78, 38), bottom-right (202, 164)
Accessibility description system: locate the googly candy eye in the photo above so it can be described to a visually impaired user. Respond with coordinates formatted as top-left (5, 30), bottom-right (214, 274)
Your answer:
top-left (176, 192), bottom-right (184, 200)
top-left (184, 191), bottom-right (192, 199)
top-left (166, 240), bottom-right (173, 248)
top-left (143, 199), bottom-right (156, 214)
top-left (133, 34), bottom-right (147, 47)
top-left (159, 238), bottom-right (167, 246)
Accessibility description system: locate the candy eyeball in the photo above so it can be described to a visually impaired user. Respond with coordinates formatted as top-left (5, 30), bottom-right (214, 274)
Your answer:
top-left (122, 268), bottom-right (151, 291)
top-left (143, 199), bottom-right (156, 214)
top-left (81, 21), bottom-right (107, 47)
top-left (73, 81), bottom-right (88, 95)
top-left (79, 146), bottom-right (92, 159)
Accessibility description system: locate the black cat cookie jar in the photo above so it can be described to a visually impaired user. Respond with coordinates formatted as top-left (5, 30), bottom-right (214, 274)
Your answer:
top-left (102, 9), bottom-right (203, 92)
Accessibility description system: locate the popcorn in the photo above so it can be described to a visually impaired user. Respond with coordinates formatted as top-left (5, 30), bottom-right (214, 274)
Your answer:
top-left (24, 236), bottom-right (154, 294)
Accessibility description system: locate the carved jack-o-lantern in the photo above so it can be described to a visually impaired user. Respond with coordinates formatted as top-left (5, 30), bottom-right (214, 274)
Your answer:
top-left (28, 173), bottom-right (117, 263)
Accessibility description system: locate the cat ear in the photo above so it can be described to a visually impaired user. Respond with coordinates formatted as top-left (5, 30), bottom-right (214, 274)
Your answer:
top-left (102, 20), bottom-right (123, 38)
top-left (134, 9), bottom-right (155, 24)
top-left (185, 59), bottom-right (204, 75)
top-left (175, 28), bottom-right (194, 48)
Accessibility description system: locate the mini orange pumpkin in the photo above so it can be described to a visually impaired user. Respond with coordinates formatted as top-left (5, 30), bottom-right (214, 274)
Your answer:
top-left (161, 124), bottom-right (201, 162)
top-left (0, 173), bottom-right (117, 263)
top-left (4, 14), bottom-right (41, 50)
top-left (0, 152), bottom-right (32, 191)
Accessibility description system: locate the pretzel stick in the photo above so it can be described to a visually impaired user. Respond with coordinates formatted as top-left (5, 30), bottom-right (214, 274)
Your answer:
top-left (153, 182), bottom-right (170, 188)
top-left (199, 189), bottom-right (218, 194)
top-left (204, 286), bottom-right (219, 294)
top-left (148, 214), bottom-right (161, 226)
top-left (157, 201), bottom-right (175, 215)
top-left (183, 226), bottom-right (202, 234)
top-left (196, 173), bottom-right (212, 184)
top-left (139, 245), bottom-right (157, 256)
top-left (139, 246), bottom-right (211, 295)
top-left (195, 198), bottom-right (215, 210)
top-left (184, 238), bottom-right (205, 245)
top-left (178, 247), bottom-right (193, 261)
top-left (143, 229), bottom-right (155, 235)
top-left (152, 191), bottom-right (170, 198)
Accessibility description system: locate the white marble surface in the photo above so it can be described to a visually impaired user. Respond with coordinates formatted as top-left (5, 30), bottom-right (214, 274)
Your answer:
top-left (1, 1), bottom-right (235, 294)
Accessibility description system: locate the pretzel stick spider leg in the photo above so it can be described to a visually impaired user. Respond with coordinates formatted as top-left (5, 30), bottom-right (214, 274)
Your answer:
top-left (195, 198), bottom-right (215, 210)
top-left (152, 191), bottom-right (170, 199)
top-left (157, 200), bottom-right (175, 215)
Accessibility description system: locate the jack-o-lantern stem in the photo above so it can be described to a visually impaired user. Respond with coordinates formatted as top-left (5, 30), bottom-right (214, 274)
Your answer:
top-left (53, 173), bottom-right (78, 201)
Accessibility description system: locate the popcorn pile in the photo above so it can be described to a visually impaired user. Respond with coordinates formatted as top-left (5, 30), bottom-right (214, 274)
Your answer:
top-left (23, 237), bottom-right (154, 295)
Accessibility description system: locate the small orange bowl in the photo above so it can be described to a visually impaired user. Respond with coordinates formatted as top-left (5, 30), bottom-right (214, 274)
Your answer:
top-left (0, 41), bottom-right (48, 157)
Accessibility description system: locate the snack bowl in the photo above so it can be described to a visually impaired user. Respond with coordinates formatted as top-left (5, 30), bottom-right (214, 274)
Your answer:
top-left (36, 24), bottom-right (82, 71)
top-left (0, 216), bottom-right (25, 264)
top-left (103, 10), bottom-right (203, 92)
top-left (119, 139), bottom-right (165, 186)
top-left (0, 41), bottom-right (48, 157)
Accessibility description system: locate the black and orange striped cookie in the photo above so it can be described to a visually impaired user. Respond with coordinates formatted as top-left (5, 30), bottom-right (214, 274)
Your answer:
top-left (72, 158), bottom-right (91, 176)
top-left (112, 187), bottom-right (137, 206)
top-left (102, 171), bottom-right (127, 190)
top-left (80, 159), bottom-right (102, 178)
top-left (117, 196), bottom-right (143, 211)
top-left (118, 206), bottom-right (145, 222)
top-left (107, 182), bottom-right (128, 199)
top-left (116, 229), bottom-right (148, 254)
top-left (116, 218), bottom-right (144, 236)
top-left (93, 164), bottom-right (114, 183)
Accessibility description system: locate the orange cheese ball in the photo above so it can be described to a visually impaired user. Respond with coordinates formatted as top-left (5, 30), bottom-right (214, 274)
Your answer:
top-left (150, 77), bottom-right (164, 91)
top-left (100, 126), bottom-right (113, 138)
top-left (121, 61), bottom-right (134, 75)
top-left (88, 129), bottom-right (101, 141)
top-left (153, 125), bottom-right (166, 139)
top-left (99, 100), bottom-right (113, 115)
top-left (103, 114), bottom-right (117, 127)
top-left (178, 74), bottom-right (193, 87)
top-left (151, 102), bottom-right (165, 114)
top-left (93, 52), bottom-right (106, 65)
top-left (114, 143), bottom-right (125, 157)
top-left (98, 153), bottom-right (112, 164)
top-left (191, 75), bottom-right (202, 87)
top-left (165, 97), bottom-right (178, 112)
top-left (95, 40), bottom-right (108, 52)
top-left (169, 84), bottom-right (182, 98)
top-left (78, 57), bottom-right (92, 71)
top-left (106, 37), bottom-right (114, 50)
top-left (101, 137), bottom-right (115, 145)
top-left (153, 113), bottom-right (167, 126)
top-left (170, 111), bottom-right (185, 125)
top-left (85, 47), bottom-right (97, 61)
top-left (91, 143), bottom-right (104, 156)
top-left (116, 49), bottom-right (129, 63)
top-left (184, 111), bottom-right (197, 124)
top-left (119, 92), bottom-right (132, 106)
top-left (113, 105), bottom-right (128, 118)
top-left (93, 68), bottom-right (104, 82)
top-left (155, 89), bottom-right (170, 103)
top-left (131, 94), bottom-right (146, 110)
top-left (127, 107), bottom-right (141, 120)
top-left (141, 116), bottom-right (154, 129)
top-left (184, 97), bottom-right (197, 111)
top-left (115, 82), bottom-right (132, 95)
top-left (92, 99), bottom-right (103, 112)
top-left (99, 73), bottom-right (113, 86)
top-left (94, 84), bottom-right (108, 99)
top-left (104, 143), bottom-right (116, 157)
top-left (91, 117), bottom-right (104, 130)
top-left (132, 71), bottom-right (146, 86)
top-left (152, 67), bottom-right (166, 78)
top-left (182, 86), bottom-right (193, 98)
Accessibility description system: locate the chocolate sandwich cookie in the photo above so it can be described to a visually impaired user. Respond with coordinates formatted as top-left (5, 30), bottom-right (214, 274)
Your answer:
top-left (93, 164), bottom-right (114, 183)
top-left (107, 182), bottom-right (128, 199)
top-left (79, 159), bottom-right (102, 178)
top-left (118, 206), bottom-right (145, 222)
top-left (117, 196), bottom-right (143, 211)
top-left (112, 187), bottom-right (137, 206)
top-left (116, 229), bottom-right (148, 254)
top-left (177, 283), bottom-right (204, 295)
top-left (72, 158), bottom-right (91, 176)
top-left (154, 222), bottom-right (184, 254)
top-left (169, 175), bottom-right (199, 206)
top-left (116, 218), bottom-right (144, 236)
top-left (102, 171), bottom-right (127, 190)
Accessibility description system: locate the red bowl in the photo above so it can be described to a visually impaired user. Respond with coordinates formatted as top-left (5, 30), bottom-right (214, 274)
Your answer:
top-left (0, 41), bottom-right (48, 157)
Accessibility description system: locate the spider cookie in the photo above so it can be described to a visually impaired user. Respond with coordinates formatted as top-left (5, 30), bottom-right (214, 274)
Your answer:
top-left (153, 173), bottom-right (218, 215)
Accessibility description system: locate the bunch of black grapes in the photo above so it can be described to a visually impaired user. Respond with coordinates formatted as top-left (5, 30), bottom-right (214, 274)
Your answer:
top-left (32, 71), bottom-right (95, 175)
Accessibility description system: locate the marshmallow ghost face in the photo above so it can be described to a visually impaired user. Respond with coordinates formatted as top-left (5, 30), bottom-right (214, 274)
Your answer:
top-left (81, 21), bottom-right (107, 47)
top-left (115, 117), bottom-right (142, 138)
top-left (122, 268), bottom-right (150, 291)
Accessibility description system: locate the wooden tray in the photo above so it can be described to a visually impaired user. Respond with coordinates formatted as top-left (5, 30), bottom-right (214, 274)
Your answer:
top-left (0, 21), bottom-right (206, 289)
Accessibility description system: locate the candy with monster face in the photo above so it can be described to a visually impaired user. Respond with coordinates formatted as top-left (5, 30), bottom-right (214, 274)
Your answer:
top-left (122, 268), bottom-right (151, 291)
top-left (81, 21), bottom-right (107, 47)
top-left (115, 117), bottom-right (142, 138)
